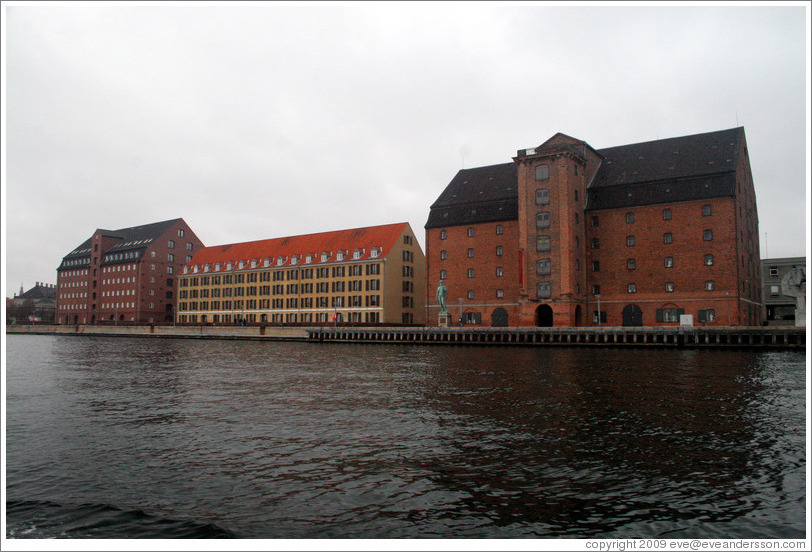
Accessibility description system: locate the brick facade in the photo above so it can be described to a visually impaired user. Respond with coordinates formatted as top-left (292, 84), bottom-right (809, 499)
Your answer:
top-left (425, 128), bottom-right (762, 327)
top-left (56, 218), bottom-right (205, 325)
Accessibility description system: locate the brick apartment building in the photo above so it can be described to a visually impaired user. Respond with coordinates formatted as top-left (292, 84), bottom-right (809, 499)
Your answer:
top-left (177, 222), bottom-right (425, 325)
top-left (56, 218), bottom-right (205, 325)
top-left (426, 127), bottom-right (762, 327)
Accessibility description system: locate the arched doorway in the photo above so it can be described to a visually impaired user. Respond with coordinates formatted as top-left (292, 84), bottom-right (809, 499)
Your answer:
top-left (491, 308), bottom-right (509, 327)
top-left (622, 304), bottom-right (643, 326)
top-left (574, 305), bottom-right (582, 326)
top-left (536, 304), bottom-right (554, 327)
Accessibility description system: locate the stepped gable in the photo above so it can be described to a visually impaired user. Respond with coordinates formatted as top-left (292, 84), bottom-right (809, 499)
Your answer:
top-left (586, 127), bottom-right (742, 210)
top-left (425, 162), bottom-right (519, 228)
top-left (188, 222), bottom-right (409, 268)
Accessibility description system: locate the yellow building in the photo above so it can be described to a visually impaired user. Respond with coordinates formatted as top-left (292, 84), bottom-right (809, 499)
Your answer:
top-left (177, 222), bottom-right (425, 325)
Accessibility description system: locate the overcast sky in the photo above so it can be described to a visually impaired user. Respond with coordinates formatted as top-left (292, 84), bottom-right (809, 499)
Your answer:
top-left (3, 1), bottom-right (809, 296)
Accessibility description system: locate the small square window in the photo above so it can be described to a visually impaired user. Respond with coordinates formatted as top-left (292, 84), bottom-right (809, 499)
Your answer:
top-left (592, 285), bottom-right (600, 295)
top-left (467, 290), bottom-right (474, 300)
top-left (664, 257), bottom-right (673, 268)
top-left (536, 212), bottom-right (551, 229)
top-left (536, 189), bottom-right (550, 205)
top-left (626, 212), bottom-right (635, 223)
top-left (468, 248), bottom-right (475, 258)
top-left (496, 289), bottom-right (504, 298)
top-left (592, 239), bottom-right (600, 249)
top-left (440, 250), bottom-right (447, 260)
top-left (592, 261), bottom-right (600, 272)
top-left (769, 267), bottom-right (778, 278)
top-left (467, 228), bottom-right (475, 237)
top-left (663, 209), bottom-right (671, 220)
top-left (591, 216), bottom-right (599, 227)
top-left (496, 246), bottom-right (503, 256)
top-left (705, 254), bottom-right (714, 266)
top-left (467, 269), bottom-right (475, 278)
top-left (703, 229), bottom-right (713, 241)
top-left (665, 282), bottom-right (674, 292)
top-left (496, 267), bottom-right (504, 277)
top-left (627, 259), bottom-right (636, 270)
top-left (537, 282), bottom-right (551, 298)
top-left (664, 233), bottom-right (673, 244)
top-left (702, 205), bottom-right (712, 216)
top-left (626, 235), bottom-right (635, 247)
top-left (770, 285), bottom-right (780, 295)
top-left (496, 225), bottom-right (503, 235)
top-left (627, 283), bottom-right (637, 293)
top-left (705, 280), bottom-right (715, 291)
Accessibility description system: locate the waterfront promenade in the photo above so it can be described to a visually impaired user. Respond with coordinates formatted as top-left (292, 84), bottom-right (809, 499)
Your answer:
top-left (6, 324), bottom-right (806, 349)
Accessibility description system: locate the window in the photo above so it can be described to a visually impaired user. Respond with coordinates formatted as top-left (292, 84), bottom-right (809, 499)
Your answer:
top-left (705, 254), bottom-right (714, 266)
top-left (536, 189), bottom-right (550, 205)
top-left (698, 309), bottom-right (715, 323)
top-left (496, 246), bottom-right (503, 256)
top-left (627, 259), bottom-right (636, 270)
top-left (440, 270), bottom-right (447, 280)
top-left (467, 228), bottom-right (475, 237)
top-left (536, 212), bottom-right (550, 229)
top-left (186, 242), bottom-right (193, 251)
top-left (537, 259), bottom-right (551, 275)
top-left (468, 248), bottom-right (475, 258)
top-left (591, 261), bottom-right (600, 272)
top-left (574, 213), bottom-right (579, 224)
top-left (496, 267), bottom-right (504, 277)
top-left (496, 225), bottom-right (503, 235)
top-left (440, 250), bottom-right (447, 260)
top-left (663, 209), bottom-right (672, 220)
top-left (537, 236), bottom-right (551, 252)
top-left (626, 212), bottom-right (635, 223)
top-left (770, 285), bottom-right (780, 296)
top-left (463, 312), bottom-right (482, 324)
top-left (167, 253), bottom-right (174, 262)
top-left (627, 283), bottom-right (637, 293)
top-left (591, 216), bottom-right (599, 227)
top-left (626, 235), bottom-right (635, 247)
top-left (664, 257), bottom-right (673, 268)
top-left (705, 280), bottom-right (715, 291)
top-left (702, 204), bottom-right (712, 216)
top-left (535, 164), bottom-right (549, 181)
top-left (593, 311), bottom-right (607, 323)
top-left (769, 267), bottom-right (778, 278)
top-left (440, 230), bottom-right (447, 240)
top-left (168, 240), bottom-right (175, 248)
top-left (664, 233), bottom-right (673, 244)
top-left (178, 229), bottom-right (185, 237)
top-left (467, 290), bottom-right (474, 300)
top-left (703, 229), bottom-right (713, 241)
top-left (467, 269), bottom-right (475, 278)
top-left (537, 282), bottom-right (551, 298)
top-left (665, 282), bottom-right (674, 292)
top-left (592, 239), bottom-right (600, 249)
top-left (496, 289), bottom-right (504, 298)
top-left (592, 285), bottom-right (600, 295)
top-left (656, 308), bottom-right (684, 323)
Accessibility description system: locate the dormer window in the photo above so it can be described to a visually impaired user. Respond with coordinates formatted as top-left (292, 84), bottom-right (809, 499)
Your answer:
top-left (353, 249), bottom-right (362, 260)
top-left (251, 259), bottom-right (257, 268)
top-left (306, 254), bottom-right (313, 264)
top-left (336, 251), bottom-right (345, 261)
top-left (193, 265), bottom-right (199, 273)
top-left (321, 252), bottom-right (329, 262)
top-left (264, 257), bottom-right (271, 267)
top-left (215, 263), bottom-right (221, 271)
top-left (370, 247), bottom-right (379, 258)
top-left (238, 261), bottom-right (245, 269)
top-left (291, 255), bottom-right (299, 265)
top-left (227, 262), bottom-right (233, 270)
top-left (277, 257), bottom-right (285, 266)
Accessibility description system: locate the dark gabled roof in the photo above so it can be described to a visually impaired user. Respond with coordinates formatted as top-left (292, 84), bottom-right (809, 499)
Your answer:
top-left (586, 127), bottom-right (743, 210)
top-left (590, 127), bottom-right (742, 188)
top-left (20, 284), bottom-right (57, 301)
top-left (426, 163), bottom-right (518, 228)
top-left (426, 127), bottom-right (747, 226)
top-left (59, 218), bottom-right (183, 268)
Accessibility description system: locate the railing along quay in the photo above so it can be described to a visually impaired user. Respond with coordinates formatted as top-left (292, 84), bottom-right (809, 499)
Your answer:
top-left (307, 326), bottom-right (807, 349)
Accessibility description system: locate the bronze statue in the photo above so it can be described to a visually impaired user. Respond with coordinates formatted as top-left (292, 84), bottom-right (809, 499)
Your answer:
top-left (436, 279), bottom-right (448, 314)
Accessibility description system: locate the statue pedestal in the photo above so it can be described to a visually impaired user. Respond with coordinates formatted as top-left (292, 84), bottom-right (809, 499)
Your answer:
top-left (438, 312), bottom-right (451, 328)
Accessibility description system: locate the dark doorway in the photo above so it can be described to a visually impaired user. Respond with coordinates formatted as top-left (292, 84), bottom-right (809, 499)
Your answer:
top-left (491, 308), bottom-right (509, 327)
top-left (622, 304), bottom-right (643, 326)
top-left (536, 304), bottom-right (554, 327)
top-left (574, 305), bottom-right (582, 326)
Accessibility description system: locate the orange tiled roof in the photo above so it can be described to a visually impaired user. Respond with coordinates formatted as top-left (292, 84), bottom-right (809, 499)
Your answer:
top-left (183, 222), bottom-right (408, 273)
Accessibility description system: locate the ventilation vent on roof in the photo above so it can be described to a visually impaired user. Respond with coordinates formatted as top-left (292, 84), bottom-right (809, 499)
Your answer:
top-left (708, 161), bottom-right (714, 165)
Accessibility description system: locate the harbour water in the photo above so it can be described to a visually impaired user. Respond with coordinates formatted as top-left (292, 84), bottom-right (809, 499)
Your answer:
top-left (4, 334), bottom-right (806, 539)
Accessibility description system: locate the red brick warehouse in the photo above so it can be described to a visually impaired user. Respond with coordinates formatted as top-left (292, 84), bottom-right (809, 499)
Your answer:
top-left (56, 218), bottom-right (206, 325)
top-left (425, 127), bottom-right (762, 327)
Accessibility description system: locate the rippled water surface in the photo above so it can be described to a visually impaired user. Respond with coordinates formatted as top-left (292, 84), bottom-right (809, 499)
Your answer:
top-left (5, 335), bottom-right (806, 539)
